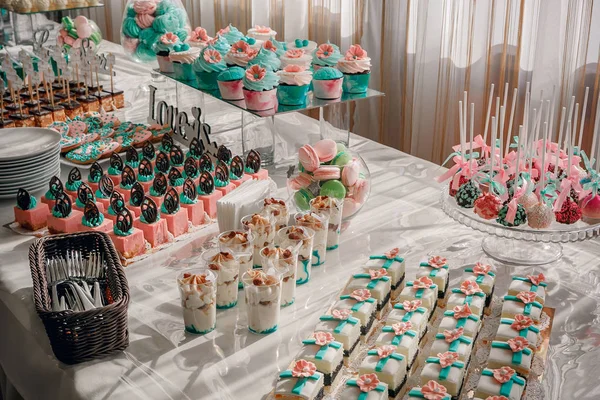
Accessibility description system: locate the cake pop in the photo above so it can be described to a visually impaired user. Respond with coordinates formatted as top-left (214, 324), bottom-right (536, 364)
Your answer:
top-left (581, 193), bottom-right (600, 220)
top-left (473, 192), bottom-right (501, 220)
top-left (456, 180), bottom-right (482, 208)
top-left (527, 203), bottom-right (554, 229)
top-left (448, 174), bottom-right (468, 197)
top-left (555, 197), bottom-right (582, 224)
top-left (497, 203), bottom-right (527, 227)
top-left (518, 192), bottom-right (538, 211)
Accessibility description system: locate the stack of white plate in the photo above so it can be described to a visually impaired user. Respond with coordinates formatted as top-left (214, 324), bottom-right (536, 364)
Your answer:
top-left (0, 128), bottom-right (61, 199)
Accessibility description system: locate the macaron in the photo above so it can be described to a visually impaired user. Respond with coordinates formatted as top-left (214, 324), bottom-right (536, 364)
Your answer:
top-left (313, 166), bottom-right (341, 181)
top-left (298, 144), bottom-right (320, 172)
top-left (320, 179), bottom-right (346, 199)
top-left (353, 178), bottom-right (369, 204)
top-left (313, 139), bottom-right (337, 162)
top-left (294, 188), bottom-right (315, 211)
top-left (332, 150), bottom-right (352, 166)
top-left (341, 160), bottom-right (359, 187)
top-left (342, 197), bottom-right (361, 219)
top-left (289, 172), bottom-right (313, 190)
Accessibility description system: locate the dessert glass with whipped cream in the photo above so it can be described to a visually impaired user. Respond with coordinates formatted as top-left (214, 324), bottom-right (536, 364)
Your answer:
top-left (262, 197), bottom-right (289, 231)
top-left (218, 230), bottom-right (255, 289)
top-left (310, 196), bottom-right (343, 250)
top-left (295, 211), bottom-right (329, 266)
top-left (260, 246), bottom-right (299, 307)
top-left (201, 249), bottom-right (240, 309)
top-left (177, 269), bottom-right (217, 335)
top-left (242, 269), bottom-right (282, 334)
top-left (241, 213), bottom-right (276, 268)
top-left (276, 226), bottom-right (315, 285)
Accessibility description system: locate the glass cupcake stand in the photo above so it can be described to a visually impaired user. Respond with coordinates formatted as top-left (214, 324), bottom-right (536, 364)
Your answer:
top-left (440, 184), bottom-right (600, 265)
top-left (157, 70), bottom-right (384, 166)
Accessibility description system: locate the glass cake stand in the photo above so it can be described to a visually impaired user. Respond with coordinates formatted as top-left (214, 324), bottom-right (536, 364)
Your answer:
top-left (440, 185), bottom-right (600, 265)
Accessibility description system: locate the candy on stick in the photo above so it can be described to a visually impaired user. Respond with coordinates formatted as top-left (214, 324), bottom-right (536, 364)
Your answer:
top-left (459, 100), bottom-right (465, 158)
top-left (566, 119), bottom-right (572, 178)
top-left (556, 106), bottom-right (566, 177)
top-left (483, 83), bottom-right (495, 144)
top-left (490, 116), bottom-right (497, 193)
top-left (469, 103), bottom-right (474, 162)
top-left (506, 87), bottom-right (518, 154)
top-left (577, 87), bottom-right (590, 150)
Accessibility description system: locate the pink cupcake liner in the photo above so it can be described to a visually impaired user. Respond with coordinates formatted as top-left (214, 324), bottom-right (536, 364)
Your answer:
top-left (243, 88), bottom-right (278, 111)
top-left (218, 79), bottom-right (244, 100)
top-left (312, 78), bottom-right (343, 100)
top-left (157, 55), bottom-right (174, 73)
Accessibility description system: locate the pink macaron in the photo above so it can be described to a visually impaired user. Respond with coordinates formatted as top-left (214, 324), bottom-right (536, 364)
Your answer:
top-left (313, 166), bottom-right (341, 181)
top-left (342, 197), bottom-right (361, 219)
top-left (299, 144), bottom-right (320, 172)
top-left (313, 139), bottom-right (337, 162)
top-left (353, 178), bottom-right (369, 204)
top-left (341, 160), bottom-right (359, 187)
top-left (289, 172), bottom-right (313, 190)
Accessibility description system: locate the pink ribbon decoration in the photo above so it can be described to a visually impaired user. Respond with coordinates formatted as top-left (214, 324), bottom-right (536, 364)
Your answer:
top-left (436, 156), bottom-right (470, 190)
top-left (452, 134), bottom-right (490, 157)
top-left (553, 179), bottom-right (573, 211)
top-left (505, 180), bottom-right (530, 224)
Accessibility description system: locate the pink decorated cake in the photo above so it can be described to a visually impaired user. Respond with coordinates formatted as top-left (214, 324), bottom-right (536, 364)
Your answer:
top-left (47, 192), bottom-right (83, 234)
top-left (134, 197), bottom-right (171, 248)
top-left (14, 189), bottom-right (49, 231)
top-left (161, 188), bottom-right (189, 237)
top-left (197, 171), bottom-right (222, 218)
top-left (108, 208), bottom-right (146, 259)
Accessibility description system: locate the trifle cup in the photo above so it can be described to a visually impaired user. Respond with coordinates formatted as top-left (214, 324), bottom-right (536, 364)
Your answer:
top-left (276, 226), bottom-right (315, 285)
top-left (262, 198), bottom-right (289, 231)
top-left (201, 249), bottom-right (240, 309)
top-left (310, 196), bottom-right (344, 250)
top-left (261, 246), bottom-right (299, 307)
top-left (241, 213), bottom-right (276, 268)
top-left (177, 269), bottom-right (217, 335)
top-left (295, 211), bottom-right (329, 266)
top-left (242, 269), bottom-right (282, 334)
top-left (218, 230), bottom-right (255, 289)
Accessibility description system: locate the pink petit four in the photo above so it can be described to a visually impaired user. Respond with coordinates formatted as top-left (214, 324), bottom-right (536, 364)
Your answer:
top-left (109, 208), bottom-right (146, 259)
top-left (134, 197), bottom-right (171, 247)
top-left (161, 188), bottom-right (189, 237)
top-left (14, 189), bottom-right (49, 231)
top-left (245, 149), bottom-right (268, 180)
top-left (197, 171), bottom-right (222, 218)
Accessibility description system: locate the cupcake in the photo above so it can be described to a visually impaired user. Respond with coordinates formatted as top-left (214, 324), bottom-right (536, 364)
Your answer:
top-left (287, 38), bottom-right (317, 54)
top-left (280, 48), bottom-right (312, 69)
top-left (206, 34), bottom-right (231, 57)
top-left (170, 45), bottom-right (201, 81)
top-left (224, 40), bottom-right (258, 68)
top-left (217, 66), bottom-right (245, 100)
top-left (216, 24), bottom-right (245, 45)
top-left (276, 65), bottom-right (312, 106)
top-left (247, 25), bottom-right (277, 42)
top-left (337, 45), bottom-right (371, 93)
top-left (187, 27), bottom-right (212, 49)
top-left (193, 47), bottom-right (227, 90)
top-left (263, 38), bottom-right (287, 58)
top-left (243, 65), bottom-right (280, 111)
top-left (312, 42), bottom-right (342, 71)
top-left (247, 47), bottom-right (281, 71)
top-left (154, 32), bottom-right (183, 73)
top-left (312, 67), bottom-right (343, 99)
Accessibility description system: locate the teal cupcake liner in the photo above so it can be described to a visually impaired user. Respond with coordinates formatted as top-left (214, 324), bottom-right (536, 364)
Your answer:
top-left (342, 72), bottom-right (370, 94)
top-left (276, 84), bottom-right (310, 106)
top-left (195, 71), bottom-right (220, 90)
top-left (173, 62), bottom-right (195, 81)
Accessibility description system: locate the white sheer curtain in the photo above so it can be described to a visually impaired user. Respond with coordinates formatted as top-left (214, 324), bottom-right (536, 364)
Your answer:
top-left (94, 0), bottom-right (600, 165)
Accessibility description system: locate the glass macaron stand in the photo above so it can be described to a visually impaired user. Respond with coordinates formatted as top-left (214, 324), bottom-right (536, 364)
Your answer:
top-left (157, 69), bottom-right (384, 167)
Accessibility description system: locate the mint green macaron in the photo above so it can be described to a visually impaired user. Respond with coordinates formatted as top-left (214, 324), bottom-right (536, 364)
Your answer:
top-left (294, 188), bottom-right (314, 210)
top-left (332, 150), bottom-right (352, 166)
top-left (320, 180), bottom-right (346, 199)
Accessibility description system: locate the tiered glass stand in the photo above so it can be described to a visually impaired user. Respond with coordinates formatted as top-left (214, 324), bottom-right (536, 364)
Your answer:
top-left (158, 70), bottom-right (384, 166)
top-left (440, 184), bottom-right (600, 265)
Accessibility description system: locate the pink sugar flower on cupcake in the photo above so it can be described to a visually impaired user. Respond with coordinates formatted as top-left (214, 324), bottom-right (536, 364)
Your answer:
top-left (188, 27), bottom-right (213, 48)
top-left (224, 40), bottom-right (259, 68)
top-left (337, 44), bottom-right (372, 93)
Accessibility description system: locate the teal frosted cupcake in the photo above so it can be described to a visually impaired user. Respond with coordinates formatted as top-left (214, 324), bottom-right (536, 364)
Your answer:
top-left (242, 65), bottom-right (280, 111)
top-left (263, 38), bottom-right (287, 58)
top-left (247, 47), bottom-right (281, 71)
top-left (312, 67), bottom-right (343, 99)
top-left (217, 66), bottom-right (245, 100)
top-left (193, 46), bottom-right (227, 90)
top-left (312, 42), bottom-right (342, 70)
top-left (216, 24), bottom-right (245, 45)
top-left (276, 65), bottom-right (312, 106)
top-left (337, 44), bottom-right (371, 93)
top-left (206, 34), bottom-right (231, 57)
top-left (155, 32), bottom-right (183, 73)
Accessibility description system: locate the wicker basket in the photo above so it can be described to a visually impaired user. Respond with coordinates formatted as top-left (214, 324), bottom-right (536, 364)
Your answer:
top-left (29, 231), bottom-right (130, 364)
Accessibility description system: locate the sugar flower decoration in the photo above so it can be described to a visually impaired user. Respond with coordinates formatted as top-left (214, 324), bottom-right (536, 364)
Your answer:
top-left (492, 366), bottom-right (516, 383)
top-left (428, 255), bottom-right (447, 268)
top-left (442, 328), bottom-right (464, 343)
top-left (527, 273), bottom-right (545, 286)
top-left (376, 345), bottom-right (396, 359)
top-left (216, 26), bottom-right (230, 36)
top-left (473, 262), bottom-right (492, 275)
top-left (203, 49), bottom-right (222, 64)
top-left (160, 32), bottom-right (179, 45)
top-left (283, 64), bottom-right (305, 73)
top-left (369, 268), bottom-right (387, 280)
top-left (516, 291), bottom-right (537, 304)
top-left (391, 321), bottom-right (412, 336)
top-left (508, 336), bottom-right (528, 352)
top-left (511, 314), bottom-right (534, 330)
top-left (285, 49), bottom-right (304, 59)
top-left (232, 40), bottom-right (250, 53)
top-left (452, 304), bottom-right (472, 319)
top-left (460, 280), bottom-right (482, 295)
top-left (421, 380), bottom-right (449, 400)
top-left (264, 40), bottom-right (277, 52)
top-left (245, 65), bottom-right (266, 82)
top-left (356, 373), bottom-right (380, 392)
top-left (437, 351), bottom-right (459, 368)
top-left (413, 276), bottom-right (434, 289)
top-left (331, 308), bottom-right (352, 320)
top-left (384, 247), bottom-right (400, 259)
top-left (190, 27), bottom-right (210, 42)
top-left (313, 331), bottom-right (335, 346)
top-left (345, 44), bottom-right (368, 61)
top-left (291, 359), bottom-right (316, 378)
top-left (402, 299), bottom-right (422, 312)
top-left (316, 44), bottom-right (335, 59)
top-left (350, 289), bottom-right (371, 302)
top-left (254, 25), bottom-right (272, 33)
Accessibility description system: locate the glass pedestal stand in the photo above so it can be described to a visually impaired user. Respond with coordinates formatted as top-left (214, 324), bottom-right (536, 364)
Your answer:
top-left (440, 184), bottom-right (600, 266)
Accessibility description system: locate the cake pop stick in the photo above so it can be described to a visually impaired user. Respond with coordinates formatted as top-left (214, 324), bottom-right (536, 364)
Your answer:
top-left (506, 87), bottom-right (518, 154)
top-left (95, 64), bottom-right (101, 95)
top-left (577, 87), bottom-right (590, 150)
top-left (499, 105), bottom-right (505, 164)
top-left (529, 109), bottom-right (537, 176)
top-left (549, 85), bottom-right (557, 141)
top-left (516, 125), bottom-right (524, 178)
top-left (541, 121), bottom-right (548, 191)
top-left (566, 119), bottom-right (572, 177)
top-left (469, 103), bottom-right (475, 161)
top-left (567, 95), bottom-right (575, 133)
top-left (556, 106), bottom-right (567, 176)
top-left (483, 83), bottom-right (495, 145)
top-left (33, 74), bottom-right (41, 113)
top-left (459, 100), bottom-right (465, 158)
top-left (108, 53), bottom-right (116, 94)
top-left (591, 95), bottom-right (600, 171)
top-left (572, 103), bottom-right (579, 150)
top-left (490, 116), bottom-right (497, 192)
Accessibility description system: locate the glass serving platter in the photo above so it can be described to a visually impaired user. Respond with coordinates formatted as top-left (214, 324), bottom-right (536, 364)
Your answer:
top-left (157, 69), bottom-right (384, 118)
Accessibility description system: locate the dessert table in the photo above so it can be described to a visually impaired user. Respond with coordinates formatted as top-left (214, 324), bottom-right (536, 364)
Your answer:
top-left (0, 42), bottom-right (599, 400)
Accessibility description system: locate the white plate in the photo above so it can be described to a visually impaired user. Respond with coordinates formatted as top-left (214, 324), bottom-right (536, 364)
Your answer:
top-left (0, 166), bottom-right (60, 192)
top-left (0, 159), bottom-right (60, 183)
top-left (0, 144), bottom-right (61, 168)
top-left (0, 150), bottom-right (60, 176)
top-left (0, 128), bottom-right (61, 162)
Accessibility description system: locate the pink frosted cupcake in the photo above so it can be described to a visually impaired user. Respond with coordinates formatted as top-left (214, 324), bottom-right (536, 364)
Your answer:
top-left (224, 40), bottom-right (258, 68)
top-left (312, 67), bottom-right (343, 99)
top-left (187, 27), bottom-right (213, 49)
top-left (242, 65), bottom-right (280, 111)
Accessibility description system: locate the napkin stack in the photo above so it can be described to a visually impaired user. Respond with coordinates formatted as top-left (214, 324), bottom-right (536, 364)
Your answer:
top-left (217, 179), bottom-right (273, 232)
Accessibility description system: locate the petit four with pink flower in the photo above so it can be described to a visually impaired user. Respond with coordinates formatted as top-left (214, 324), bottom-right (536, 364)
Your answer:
top-left (428, 328), bottom-right (474, 363)
top-left (446, 280), bottom-right (486, 318)
top-left (463, 262), bottom-right (497, 306)
top-left (397, 276), bottom-right (439, 310)
top-left (274, 359), bottom-right (325, 400)
top-left (507, 273), bottom-right (547, 305)
top-left (420, 351), bottom-right (467, 397)
top-left (344, 268), bottom-right (392, 311)
top-left (416, 255), bottom-right (450, 298)
top-left (339, 374), bottom-right (388, 400)
top-left (386, 299), bottom-right (431, 339)
top-left (501, 291), bottom-right (543, 323)
top-left (494, 314), bottom-right (540, 350)
top-left (314, 309), bottom-right (361, 359)
top-left (437, 304), bottom-right (481, 340)
top-left (375, 321), bottom-right (420, 368)
top-left (474, 367), bottom-right (526, 400)
top-left (487, 338), bottom-right (533, 376)
top-left (358, 345), bottom-right (407, 398)
top-left (297, 331), bottom-right (344, 386)
top-left (362, 247), bottom-right (406, 293)
top-left (331, 289), bottom-right (378, 338)
top-left (407, 380), bottom-right (451, 400)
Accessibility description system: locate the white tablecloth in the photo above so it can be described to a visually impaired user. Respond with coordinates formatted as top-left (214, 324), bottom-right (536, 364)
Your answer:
top-left (0, 42), bottom-right (599, 400)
